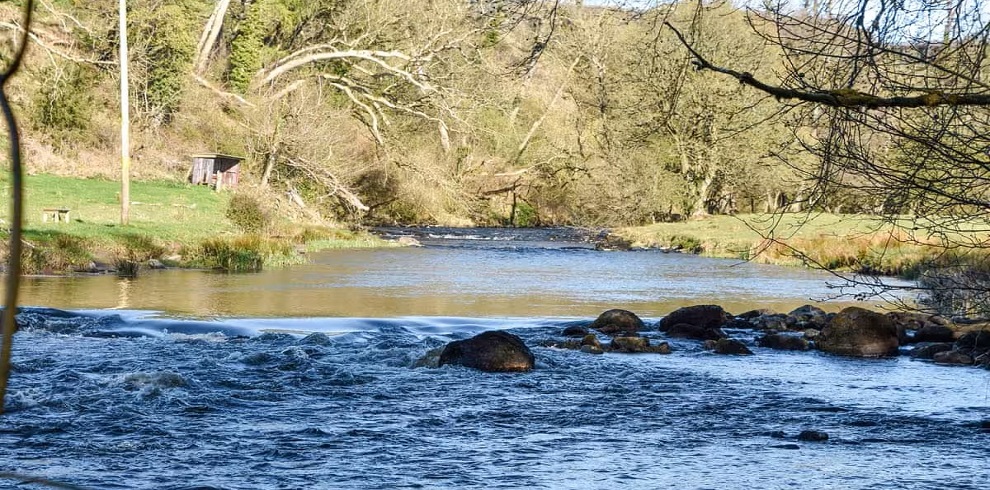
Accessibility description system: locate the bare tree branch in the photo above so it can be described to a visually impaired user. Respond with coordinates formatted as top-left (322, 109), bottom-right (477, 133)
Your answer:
top-left (665, 21), bottom-right (990, 108)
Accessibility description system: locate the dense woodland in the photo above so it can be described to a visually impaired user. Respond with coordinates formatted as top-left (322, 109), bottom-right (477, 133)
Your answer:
top-left (0, 0), bottom-right (884, 227)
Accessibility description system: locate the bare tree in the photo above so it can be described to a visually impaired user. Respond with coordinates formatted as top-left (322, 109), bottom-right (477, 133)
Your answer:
top-left (667, 0), bottom-right (990, 314)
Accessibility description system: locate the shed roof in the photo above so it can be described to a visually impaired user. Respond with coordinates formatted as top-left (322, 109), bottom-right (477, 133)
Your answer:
top-left (191, 153), bottom-right (245, 161)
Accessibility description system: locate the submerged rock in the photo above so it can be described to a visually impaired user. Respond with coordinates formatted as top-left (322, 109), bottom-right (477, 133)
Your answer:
top-left (933, 350), bottom-right (974, 366)
top-left (737, 308), bottom-right (774, 320)
top-left (413, 347), bottom-right (444, 368)
top-left (816, 307), bottom-right (899, 358)
top-left (580, 344), bottom-right (605, 355)
top-left (589, 309), bottom-right (646, 335)
top-left (909, 343), bottom-right (954, 360)
top-left (608, 336), bottom-right (671, 354)
top-left (562, 324), bottom-right (589, 337)
top-left (705, 338), bottom-right (753, 355)
top-left (666, 323), bottom-right (726, 341)
top-left (912, 324), bottom-right (956, 343)
top-left (438, 331), bottom-right (535, 372)
top-left (581, 334), bottom-right (603, 349)
top-left (797, 430), bottom-right (829, 442)
top-left (757, 333), bottom-right (810, 351)
top-left (659, 305), bottom-right (730, 332)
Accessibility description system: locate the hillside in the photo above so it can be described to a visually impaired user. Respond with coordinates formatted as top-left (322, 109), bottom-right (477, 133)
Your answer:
top-left (0, 0), bottom-right (811, 228)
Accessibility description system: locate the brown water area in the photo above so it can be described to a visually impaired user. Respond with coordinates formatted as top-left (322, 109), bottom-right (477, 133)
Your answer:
top-left (3, 228), bottom-right (908, 318)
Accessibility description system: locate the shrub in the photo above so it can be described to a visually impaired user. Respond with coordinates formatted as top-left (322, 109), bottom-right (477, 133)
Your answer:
top-left (195, 235), bottom-right (299, 272)
top-left (226, 193), bottom-right (272, 234)
top-left (32, 63), bottom-right (97, 147)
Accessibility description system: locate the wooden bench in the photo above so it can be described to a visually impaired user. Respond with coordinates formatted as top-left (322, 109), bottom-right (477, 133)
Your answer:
top-left (42, 208), bottom-right (71, 223)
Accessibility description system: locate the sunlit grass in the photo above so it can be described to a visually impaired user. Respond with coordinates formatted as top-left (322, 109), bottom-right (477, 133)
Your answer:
top-left (617, 213), bottom-right (990, 277)
top-left (0, 174), bottom-right (395, 273)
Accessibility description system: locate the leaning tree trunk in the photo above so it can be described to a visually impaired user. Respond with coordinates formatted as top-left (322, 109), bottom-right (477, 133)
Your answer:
top-left (193, 0), bottom-right (232, 74)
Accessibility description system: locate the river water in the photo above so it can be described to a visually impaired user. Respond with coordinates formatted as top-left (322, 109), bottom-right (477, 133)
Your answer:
top-left (1, 228), bottom-right (987, 489)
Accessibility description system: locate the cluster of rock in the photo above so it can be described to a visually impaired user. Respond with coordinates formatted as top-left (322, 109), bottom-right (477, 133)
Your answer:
top-left (431, 304), bottom-right (990, 372)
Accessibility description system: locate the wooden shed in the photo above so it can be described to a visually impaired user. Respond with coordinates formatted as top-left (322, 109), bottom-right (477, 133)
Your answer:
top-left (189, 153), bottom-right (243, 190)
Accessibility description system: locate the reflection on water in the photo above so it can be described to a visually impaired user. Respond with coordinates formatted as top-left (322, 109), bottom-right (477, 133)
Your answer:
top-left (115, 277), bottom-right (131, 310)
top-left (3, 230), bottom-right (908, 318)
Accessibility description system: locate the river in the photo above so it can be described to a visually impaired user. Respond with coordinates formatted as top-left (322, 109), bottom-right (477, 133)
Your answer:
top-left (0, 228), bottom-right (987, 489)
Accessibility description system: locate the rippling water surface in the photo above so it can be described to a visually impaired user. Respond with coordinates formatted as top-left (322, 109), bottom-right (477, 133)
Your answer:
top-left (1, 229), bottom-right (987, 489)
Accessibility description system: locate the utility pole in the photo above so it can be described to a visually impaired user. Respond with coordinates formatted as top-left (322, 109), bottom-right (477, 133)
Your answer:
top-left (119, 0), bottom-right (130, 225)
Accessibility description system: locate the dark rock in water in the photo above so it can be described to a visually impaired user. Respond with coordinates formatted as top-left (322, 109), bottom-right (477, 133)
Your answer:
top-left (750, 314), bottom-right (789, 332)
top-left (910, 343), bottom-right (954, 360)
top-left (933, 350), bottom-right (974, 366)
top-left (562, 325), bottom-right (589, 337)
top-left (438, 331), bottom-right (535, 372)
top-left (738, 308), bottom-right (774, 320)
top-left (706, 338), bottom-right (753, 355)
top-left (789, 305), bottom-right (827, 321)
top-left (608, 336), bottom-right (671, 354)
top-left (797, 430), bottom-right (829, 442)
top-left (771, 443), bottom-right (801, 450)
top-left (979, 420), bottom-right (990, 432)
top-left (955, 330), bottom-right (990, 350)
top-left (581, 334), bottom-right (602, 349)
top-left (299, 332), bottom-right (333, 346)
top-left (589, 309), bottom-right (645, 335)
top-left (816, 307), bottom-right (899, 358)
top-left (912, 324), bottom-right (956, 344)
top-left (666, 323), bottom-right (726, 341)
top-left (757, 333), bottom-right (810, 351)
top-left (723, 318), bottom-right (753, 330)
top-left (610, 336), bottom-right (649, 352)
top-left (887, 312), bottom-right (945, 342)
top-left (414, 347), bottom-right (444, 368)
top-left (659, 305), bottom-right (730, 331)
top-left (580, 344), bottom-right (605, 355)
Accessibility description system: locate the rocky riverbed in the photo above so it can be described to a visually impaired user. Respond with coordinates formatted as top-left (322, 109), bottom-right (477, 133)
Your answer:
top-left (436, 305), bottom-right (990, 372)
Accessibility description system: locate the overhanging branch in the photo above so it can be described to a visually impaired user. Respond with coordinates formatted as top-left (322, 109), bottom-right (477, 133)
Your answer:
top-left (665, 22), bottom-right (990, 109)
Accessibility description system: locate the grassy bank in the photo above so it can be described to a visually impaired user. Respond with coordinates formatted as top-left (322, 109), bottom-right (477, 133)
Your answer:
top-left (0, 174), bottom-right (394, 274)
top-left (616, 213), bottom-right (987, 278)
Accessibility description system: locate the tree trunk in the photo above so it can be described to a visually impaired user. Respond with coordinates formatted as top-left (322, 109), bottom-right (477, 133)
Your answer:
top-left (261, 150), bottom-right (277, 187)
top-left (194, 0), bottom-right (231, 74)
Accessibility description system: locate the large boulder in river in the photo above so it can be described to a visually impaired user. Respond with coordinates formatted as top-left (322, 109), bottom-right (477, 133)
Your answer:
top-left (438, 331), bottom-right (535, 372)
top-left (816, 307), bottom-right (899, 358)
top-left (659, 305), bottom-right (730, 332)
top-left (589, 309), bottom-right (646, 335)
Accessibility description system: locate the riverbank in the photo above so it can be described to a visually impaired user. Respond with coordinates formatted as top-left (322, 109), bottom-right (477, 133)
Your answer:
top-left (615, 213), bottom-right (986, 279)
top-left (0, 174), bottom-right (395, 274)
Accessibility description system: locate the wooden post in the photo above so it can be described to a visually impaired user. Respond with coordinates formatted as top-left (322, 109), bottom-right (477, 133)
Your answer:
top-left (119, 0), bottom-right (130, 225)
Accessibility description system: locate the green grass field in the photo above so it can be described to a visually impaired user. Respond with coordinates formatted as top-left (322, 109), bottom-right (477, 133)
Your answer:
top-left (4, 174), bottom-right (233, 244)
top-left (0, 174), bottom-right (391, 273)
